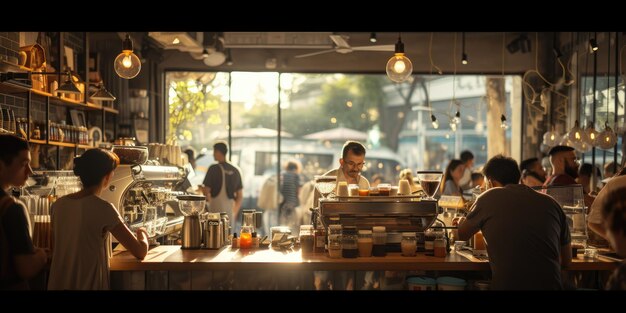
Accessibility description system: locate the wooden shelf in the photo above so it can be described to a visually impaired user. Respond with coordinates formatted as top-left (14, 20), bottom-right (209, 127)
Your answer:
top-left (28, 139), bottom-right (46, 145)
top-left (77, 144), bottom-right (93, 149)
top-left (48, 140), bottom-right (76, 148)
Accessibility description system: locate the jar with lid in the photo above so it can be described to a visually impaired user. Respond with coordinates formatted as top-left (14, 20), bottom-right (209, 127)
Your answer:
top-left (424, 229), bottom-right (435, 256)
top-left (357, 229), bottom-right (373, 257)
top-left (314, 226), bottom-right (326, 253)
top-left (401, 232), bottom-right (417, 256)
top-left (327, 224), bottom-right (342, 258)
top-left (240, 225), bottom-right (253, 249)
top-left (372, 226), bottom-right (387, 257)
top-left (434, 232), bottom-right (447, 257)
top-left (300, 225), bottom-right (315, 254)
top-left (341, 226), bottom-right (358, 258)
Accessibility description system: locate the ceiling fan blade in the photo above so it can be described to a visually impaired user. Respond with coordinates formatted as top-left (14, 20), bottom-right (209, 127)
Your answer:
top-left (329, 35), bottom-right (350, 49)
top-left (351, 45), bottom-right (395, 52)
top-left (294, 49), bottom-right (336, 58)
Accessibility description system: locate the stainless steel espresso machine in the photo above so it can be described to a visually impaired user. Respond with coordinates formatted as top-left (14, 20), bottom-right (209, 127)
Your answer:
top-left (100, 164), bottom-right (186, 244)
top-left (319, 196), bottom-right (439, 251)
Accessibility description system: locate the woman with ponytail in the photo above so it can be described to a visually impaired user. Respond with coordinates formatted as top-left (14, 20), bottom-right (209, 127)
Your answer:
top-left (48, 148), bottom-right (148, 290)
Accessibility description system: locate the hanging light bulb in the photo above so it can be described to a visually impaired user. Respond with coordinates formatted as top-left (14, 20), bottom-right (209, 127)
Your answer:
top-left (559, 133), bottom-right (573, 147)
top-left (567, 120), bottom-right (588, 146)
top-left (542, 125), bottom-right (561, 147)
top-left (386, 34), bottom-right (413, 83)
top-left (431, 114), bottom-right (439, 129)
top-left (452, 109), bottom-right (461, 124)
top-left (583, 121), bottom-right (599, 146)
top-left (369, 32), bottom-right (377, 43)
top-left (114, 34), bottom-right (141, 79)
top-left (574, 139), bottom-right (592, 153)
top-left (597, 123), bottom-right (618, 149)
top-left (450, 120), bottom-right (457, 132)
top-left (500, 114), bottom-right (509, 129)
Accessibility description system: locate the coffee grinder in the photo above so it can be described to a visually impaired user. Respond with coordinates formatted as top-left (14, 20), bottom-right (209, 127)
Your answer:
top-left (177, 195), bottom-right (206, 249)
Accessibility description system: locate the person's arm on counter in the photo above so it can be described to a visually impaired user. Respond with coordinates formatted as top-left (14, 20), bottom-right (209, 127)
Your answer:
top-left (110, 223), bottom-right (149, 260)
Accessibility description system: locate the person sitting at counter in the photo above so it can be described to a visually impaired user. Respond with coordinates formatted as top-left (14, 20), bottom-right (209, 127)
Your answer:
top-left (544, 145), bottom-right (578, 187)
top-left (48, 148), bottom-right (149, 290)
top-left (519, 157), bottom-right (546, 187)
top-left (600, 186), bottom-right (626, 290)
top-left (458, 154), bottom-right (571, 290)
top-left (588, 168), bottom-right (626, 241)
top-left (440, 159), bottom-right (464, 197)
top-left (0, 134), bottom-right (48, 290)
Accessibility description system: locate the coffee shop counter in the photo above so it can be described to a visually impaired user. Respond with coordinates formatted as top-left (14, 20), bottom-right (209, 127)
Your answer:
top-left (111, 245), bottom-right (618, 272)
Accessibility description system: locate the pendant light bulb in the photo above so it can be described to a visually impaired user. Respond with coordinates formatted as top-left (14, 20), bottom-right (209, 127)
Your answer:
top-left (567, 120), bottom-right (587, 145)
top-left (597, 123), bottom-right (617, 150)
top-left (114, 34), bottom-right (141, 79)
top-left (583, 121), bottom-right (599, 146)
top-left (431, 114), bottom-right (439, 129)
top-left (452, 110), bottom-right (461, 124)
top-left (386, 36), bottom-right (413, 83)
top-left (542, 125), bottom-right (561, 147)
top-left (450, 120), bottom-right (457, 132)
top-left (500, 114), bottom-right (509, 129)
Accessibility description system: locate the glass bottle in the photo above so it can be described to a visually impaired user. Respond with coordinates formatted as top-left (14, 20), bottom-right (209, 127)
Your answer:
top-left (341, 226), bottom-right (358, 258)
top-left (357, 229), bottom-right (373, 257)
top-left (240, 225), bottom-right (253, 249)
top-left (401, 232), bottom-right (417, 256)
top-left (314, 226), bottom-right (326, 253)
top-left (434, 232), bottom-right (447, 257)
top-left (327, 224), bottom-right (342, 259)
top-left (300, 225), bottom-right (314, 254)
top-left (372, 226), bottom-right (387, 256)
top-left (424, 229), bottom-right (435, 256)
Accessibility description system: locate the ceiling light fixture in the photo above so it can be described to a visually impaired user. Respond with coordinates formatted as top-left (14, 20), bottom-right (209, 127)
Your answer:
top-left (386, 33), bottom-right (413, 83)
top-left (369, 32), bottom-right (377, 43)
top-left (172, 37), bottom-right (180, 45)
top-left (90, 82), bottom-right (116, 101)
top-left (589, 33), bottom-right (598, 53)
top-left (500, 114), bottom-right (509, 129)
top-left (114, 34), bottom-right (141, 79)
top-left (431, 114), bottom-right (439, 129)
top-left (461, 32), bottom-right (468, 65)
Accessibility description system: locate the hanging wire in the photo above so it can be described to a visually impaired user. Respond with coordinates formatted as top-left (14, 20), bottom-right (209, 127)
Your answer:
top-left (429, 33), bottom-right (443, 75)
top-left (607, 32), bottom-right (611, 125)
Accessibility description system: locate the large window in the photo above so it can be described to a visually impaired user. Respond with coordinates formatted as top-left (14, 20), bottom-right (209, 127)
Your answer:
top-left (166, 72), bottom-right (521, 213)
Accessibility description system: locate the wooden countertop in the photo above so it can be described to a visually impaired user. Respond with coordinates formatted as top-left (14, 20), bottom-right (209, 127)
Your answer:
top-left (110, 245), bottom-right (619, 272)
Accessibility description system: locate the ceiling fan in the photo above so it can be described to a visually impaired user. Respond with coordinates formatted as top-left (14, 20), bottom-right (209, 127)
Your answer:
top-left (294, 34), bottom-right (394, 59)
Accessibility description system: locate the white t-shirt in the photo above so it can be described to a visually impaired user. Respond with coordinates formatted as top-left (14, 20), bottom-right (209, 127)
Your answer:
top-left (48, 194), bottom-right (124, 290)
top-left (588, 175), bottom-right (626, 225)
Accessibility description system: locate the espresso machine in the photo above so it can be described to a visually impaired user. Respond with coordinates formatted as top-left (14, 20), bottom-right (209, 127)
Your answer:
top-left (100, 164), bottom-right (186, 243)
top-left (319, 196), bottom-right (439, 251)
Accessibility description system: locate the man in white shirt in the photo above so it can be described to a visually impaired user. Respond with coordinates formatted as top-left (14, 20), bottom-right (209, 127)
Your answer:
top-left (588, 174), bottom-right (626, 240)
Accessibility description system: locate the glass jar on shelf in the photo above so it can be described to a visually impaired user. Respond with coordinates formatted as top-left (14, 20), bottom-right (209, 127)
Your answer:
top-left (341, 226), bottom-right (358, 258)
top-left (327, 224), bottom-right (342, 258)
top-left (401, 232), bottom-right (417, 256)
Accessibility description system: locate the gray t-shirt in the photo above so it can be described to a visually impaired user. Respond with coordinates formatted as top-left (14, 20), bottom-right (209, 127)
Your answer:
top-left (463, 184), bottom-right (571, 290)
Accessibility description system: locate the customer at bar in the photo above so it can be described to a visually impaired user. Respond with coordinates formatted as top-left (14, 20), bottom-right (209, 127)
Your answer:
top-left (0, 135), bottom-right (47, 290)
top-left (48, 148), bottom-right (148, 290)
top-left (600, 186), bottom-right (626, 290)
top-left (544, 145), bottom-right (579, 187)
top-left (588, 168), bottom-right (626, 240)
top-left (519, 157), bottom-right (546, 187)
top-left (441, 159), bottom-right (464, 196)
top-left (577, 163), bottom-right (602, 195)
top-left (458, 154), bottom-right (571, 290)
top-left (457, 150), bottom-right (475, 190)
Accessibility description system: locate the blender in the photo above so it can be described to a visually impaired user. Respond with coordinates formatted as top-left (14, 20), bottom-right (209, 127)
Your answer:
top-left (177, 195), bottom-right (206, 249)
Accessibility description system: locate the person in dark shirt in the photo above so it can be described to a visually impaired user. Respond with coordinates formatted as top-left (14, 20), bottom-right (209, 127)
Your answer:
top-left (279, 160), bottom-right (301, 232)
top-left (458, 154), bottom-right (571, 290)
top-left (544, 145), bottom-right (579, 187)
top-left (600, 186), bottom-right (626, 290)
top-left (0, 135), bottom-right (47, 290)
top-left (201, 141), bottom-right (243, 230)
top-left (519, 157), bottom-right (546, 187)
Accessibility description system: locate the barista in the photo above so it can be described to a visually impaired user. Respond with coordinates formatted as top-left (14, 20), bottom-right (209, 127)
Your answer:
top-left (315, 141), bottom-right (370, 207)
